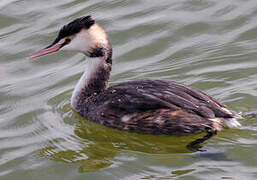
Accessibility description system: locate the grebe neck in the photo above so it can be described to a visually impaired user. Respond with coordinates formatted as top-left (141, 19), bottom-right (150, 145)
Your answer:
top-left (71, 51), bottom-right (112, 111)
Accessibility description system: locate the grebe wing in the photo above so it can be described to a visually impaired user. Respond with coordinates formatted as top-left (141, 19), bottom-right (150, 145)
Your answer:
top-left (86, 80), bottom-right (237, 134)
top-left (102, 80), bottom-right (233, 119)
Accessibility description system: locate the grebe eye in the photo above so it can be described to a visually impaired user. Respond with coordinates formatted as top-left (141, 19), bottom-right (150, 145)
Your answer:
top-left (65, 38), bottom-right (71, 43)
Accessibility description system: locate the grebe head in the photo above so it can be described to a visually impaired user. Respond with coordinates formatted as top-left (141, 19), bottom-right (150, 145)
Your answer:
top-left (30, 16), bottom-right (110, 58)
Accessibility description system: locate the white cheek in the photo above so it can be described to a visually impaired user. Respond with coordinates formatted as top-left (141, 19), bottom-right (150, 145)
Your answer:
top-left (61, 33), bottom-right (92, 53)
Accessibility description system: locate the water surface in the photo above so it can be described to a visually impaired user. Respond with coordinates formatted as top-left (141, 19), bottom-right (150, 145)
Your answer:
top-left (1, 0), bottom-right (257, 179)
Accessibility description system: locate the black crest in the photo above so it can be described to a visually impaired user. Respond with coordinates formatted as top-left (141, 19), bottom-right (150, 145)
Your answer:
top-left (49, 16), bottom-right (95, 46)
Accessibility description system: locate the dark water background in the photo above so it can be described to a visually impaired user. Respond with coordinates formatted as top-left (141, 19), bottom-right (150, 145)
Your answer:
top-left (1, 0), bottom-right (257, 179)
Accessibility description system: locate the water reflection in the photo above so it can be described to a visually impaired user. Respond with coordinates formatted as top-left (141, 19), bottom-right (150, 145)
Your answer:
top-left (39, 93), bottom-right (214, 172)
top-left (38, 88), bottom-right (256, 174)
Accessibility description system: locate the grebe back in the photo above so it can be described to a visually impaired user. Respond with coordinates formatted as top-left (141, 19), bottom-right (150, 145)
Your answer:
top-left (30, 16), bottom-right (241, 135)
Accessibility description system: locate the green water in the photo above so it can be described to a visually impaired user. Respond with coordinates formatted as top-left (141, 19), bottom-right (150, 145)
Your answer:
top-left (1, 0), bottom-right (257, 179)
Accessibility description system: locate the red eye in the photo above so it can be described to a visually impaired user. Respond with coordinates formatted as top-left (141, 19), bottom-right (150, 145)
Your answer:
top-left (65, 38), bottom-right (71, 43)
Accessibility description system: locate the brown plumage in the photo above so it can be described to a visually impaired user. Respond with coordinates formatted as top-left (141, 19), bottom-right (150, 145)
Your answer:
top-left (79, 79), bottom-right (238, 135)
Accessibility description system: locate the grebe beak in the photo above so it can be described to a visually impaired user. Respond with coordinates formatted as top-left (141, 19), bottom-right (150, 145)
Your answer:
top-left (29, 43), bottom-right (62, 59)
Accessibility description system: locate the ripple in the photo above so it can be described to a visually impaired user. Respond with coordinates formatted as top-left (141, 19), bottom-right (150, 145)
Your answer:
top-left (0, 0), bottom-right (257, 179)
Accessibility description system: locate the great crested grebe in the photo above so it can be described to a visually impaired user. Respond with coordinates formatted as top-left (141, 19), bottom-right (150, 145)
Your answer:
top-left (30, 16), bottom-right (241, 137)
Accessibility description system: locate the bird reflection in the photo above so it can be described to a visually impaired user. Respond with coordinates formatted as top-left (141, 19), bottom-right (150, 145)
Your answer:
top-left (39, 106), bottom-right (214, 173)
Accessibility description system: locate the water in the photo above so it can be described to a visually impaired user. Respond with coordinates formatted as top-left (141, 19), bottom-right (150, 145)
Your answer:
top-left (1, 0), bottom-right (257, 179)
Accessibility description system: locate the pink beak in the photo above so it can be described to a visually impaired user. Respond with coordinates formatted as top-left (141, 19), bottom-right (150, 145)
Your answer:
top-left (29, 43), bottom-right (62, 59)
